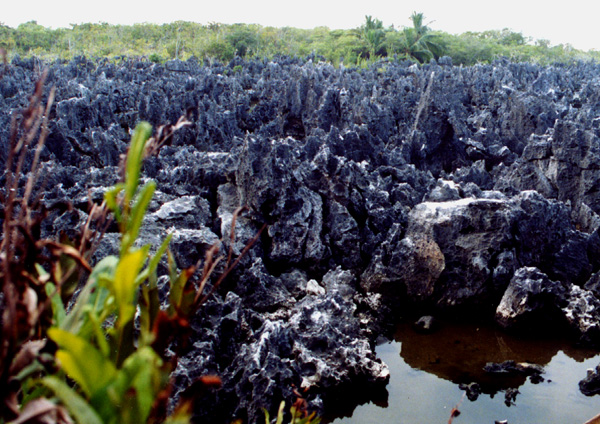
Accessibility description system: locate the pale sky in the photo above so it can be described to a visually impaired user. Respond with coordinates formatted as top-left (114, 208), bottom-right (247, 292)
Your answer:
top-left (4, 0), bottom-right (600, 51)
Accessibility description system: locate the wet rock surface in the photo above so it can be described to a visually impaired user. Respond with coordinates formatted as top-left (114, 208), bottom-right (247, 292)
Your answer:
top-left (580, 364), bottom-right (600, 396)
top-left (4, 55), bottom-right (600, 420)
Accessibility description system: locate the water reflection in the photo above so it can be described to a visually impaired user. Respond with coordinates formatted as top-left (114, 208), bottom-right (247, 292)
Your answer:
top-left (396, 320), bottom-right (596, 396)
top-left (328, 320), bottom-right (600, 424)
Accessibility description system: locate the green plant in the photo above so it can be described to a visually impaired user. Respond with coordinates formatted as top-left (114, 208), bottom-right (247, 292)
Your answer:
top-left (263, 400), bottom-right (321, 424)
top-left (225, 25), bottom-right (259, 57)
top-left (149, 53), bottom-right (162, 63)
top-left (391, 12), bottom-right (445, 63)
top-left (362, 16), bottom-right (385, 59)
top-left (204, 39), bottom-right (235, 62)
top-left (39, 122), bottom-right (178, 424)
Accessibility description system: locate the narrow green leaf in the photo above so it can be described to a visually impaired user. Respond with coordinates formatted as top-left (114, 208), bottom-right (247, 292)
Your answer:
top-left (14, 360), bottom-right (45, 382)
top-left (57, 251), bottom-right (81, 301)
top-left (60, 256), bottom-right (117, 337)
top-left (138, 232), bottom-right (171, 345)
top-left (35, 263), bottom-right (50, 280)
top-left (86, 309), bottom-right (110, 357)
top-left (45, 282), bottom-right (66, 327)
top-left (125, 122), bottom-right (152, 203)
top-left (91, 347), bottom-right (162, 424)
top-left (138, 284), bottom-right (155, 347)
top-left (167, 250), bottom-right (182, 315)
top-left (275, 401), bottom-right (285, 424)
top-left (128, 181), bottom-right (155, 235)
top-left (121, 180), bottom-right (155, 255)
top-left (104, 183), bottom-right (125, 223)
top-left (136, 232), bottom-right (172, 286)
top-left (106, 316), bottom-right (134, 368)
top-left (112, 247), bottom-right (148, 325)
top-left (178, 272), bottom-right (198, 317)
top-left (48, 328), bottom-right (116, 397)
top-left (120, 233), bottom-right (134, 258)
top-left (122, 347), bottom-right (162, 422)
top-left (42, 376), bottom-right (103, 424)
top-left (168, 268), bottom-right (195, 315)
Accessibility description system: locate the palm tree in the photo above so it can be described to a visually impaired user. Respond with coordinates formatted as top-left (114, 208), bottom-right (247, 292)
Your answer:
top-left (362, 15), bottom-right (385, 59)
top-left (396, 12), bottom-right (444, 63)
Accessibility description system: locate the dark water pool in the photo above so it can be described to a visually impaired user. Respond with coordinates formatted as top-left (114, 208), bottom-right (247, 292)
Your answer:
top-left (328, 321), bottom-right (600, 424)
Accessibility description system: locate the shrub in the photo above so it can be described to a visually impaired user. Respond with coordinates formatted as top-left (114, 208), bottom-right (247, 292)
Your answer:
top-left (204, 39), bottom-right (235, 62)
top-left (149, 53), bottom-right (162, 63)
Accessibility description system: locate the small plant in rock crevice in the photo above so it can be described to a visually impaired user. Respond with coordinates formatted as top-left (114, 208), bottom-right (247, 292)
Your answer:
top-left (263, 388), bottom-right (321, 424)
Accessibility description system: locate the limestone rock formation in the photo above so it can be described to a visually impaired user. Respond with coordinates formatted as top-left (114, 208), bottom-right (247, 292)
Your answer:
top-left (4, 55), bottom-right (600, 420)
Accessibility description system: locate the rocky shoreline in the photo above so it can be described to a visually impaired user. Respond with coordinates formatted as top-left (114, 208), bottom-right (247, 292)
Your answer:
top-left (3, 55), bottom-right (600, 422)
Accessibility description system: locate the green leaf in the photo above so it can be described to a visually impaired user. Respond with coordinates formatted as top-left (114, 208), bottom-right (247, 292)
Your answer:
top-left (42, 376), bottom-right (104, 424)
top-left (104, 183), bottom-right (125, 223)
top-left (275, 401), bottom-right (285, 424)
top-left (125, 122), bottom-right (152, 203)
top-left (128, 181), bottom-right (155, 236)
top-left (110, 317), bottom-right (136, 368)
top-left (86, 309), bottom-right (110, 357)
top-left (48, 328), bottom-right (116, 398)
top-left (139, 283), bottom-right (157, 347)
top-left (264, 402), bottom-right (285, 424)
top-left (45, 282), bottom-right (66, 327)
top-left (121, 181), bottom-right (155, 255)
top-left (35, 262), bottom-right (50, 281)
top-left (92, 347), bottom-right (163, 424)
top-left (164, 415), bottom-right (192, 424)
top-left (111, 247), bottom-right (148, 326)
top-left (136, 232), bottom-right (172, 286)
top-left (122, 347), bottom-right (163, 422)
top-left (138, 234), bottom-right (171, 345)
top-left (168, 268), bottom-right (196, 316)
top-left (167, 250), bottom-right (182, 314)
top-left (60, 256), bottom-right (118, 337)
top-left (57, 249), bottom-right (82, 301)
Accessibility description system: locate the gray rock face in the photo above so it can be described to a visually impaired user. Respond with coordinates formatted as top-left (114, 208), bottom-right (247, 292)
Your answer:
top-left (496, 267), bottom-right (600, 343)
top-left (404, 196), bottom-right (512, 308)
top-left (362, 190), bottom-right (593, 312)
top-left (563, 285), bottom-right (600, 344)
top-left (361, 228), bottom-right (445, 301)
top-left (495, 267), bottom-right (568, 329)
top-left (5, 56), bottom-right (600, 420)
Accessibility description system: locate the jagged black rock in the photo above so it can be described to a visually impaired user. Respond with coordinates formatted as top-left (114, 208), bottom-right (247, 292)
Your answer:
top-left (3, 55), bottom-right (600, 422)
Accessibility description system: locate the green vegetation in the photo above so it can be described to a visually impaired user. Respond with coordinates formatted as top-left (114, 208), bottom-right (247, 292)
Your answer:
top-left (388, 12), bottom-right (445, 63)
top-left (0, 79), bottom-right (190, 422)
top-left (1, 13), bottom-right (598, 66)
top-left (362, 16), bottom-right (385, 59)
top-left (264, 400), bottom-right (321, 424)
top-left (41, 122), bottom-right (179, 424)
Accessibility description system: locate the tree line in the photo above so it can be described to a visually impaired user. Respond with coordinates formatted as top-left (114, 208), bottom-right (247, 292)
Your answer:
top-left (0, 14), bottom-right (598, 66)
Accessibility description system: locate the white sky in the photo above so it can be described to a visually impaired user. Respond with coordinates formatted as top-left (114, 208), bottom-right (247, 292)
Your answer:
top-left (3, 0), bottom-right (600, 51)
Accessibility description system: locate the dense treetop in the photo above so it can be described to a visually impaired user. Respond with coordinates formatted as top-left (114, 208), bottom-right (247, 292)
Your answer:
top-left (0, 15), bottom-right (598, 66)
